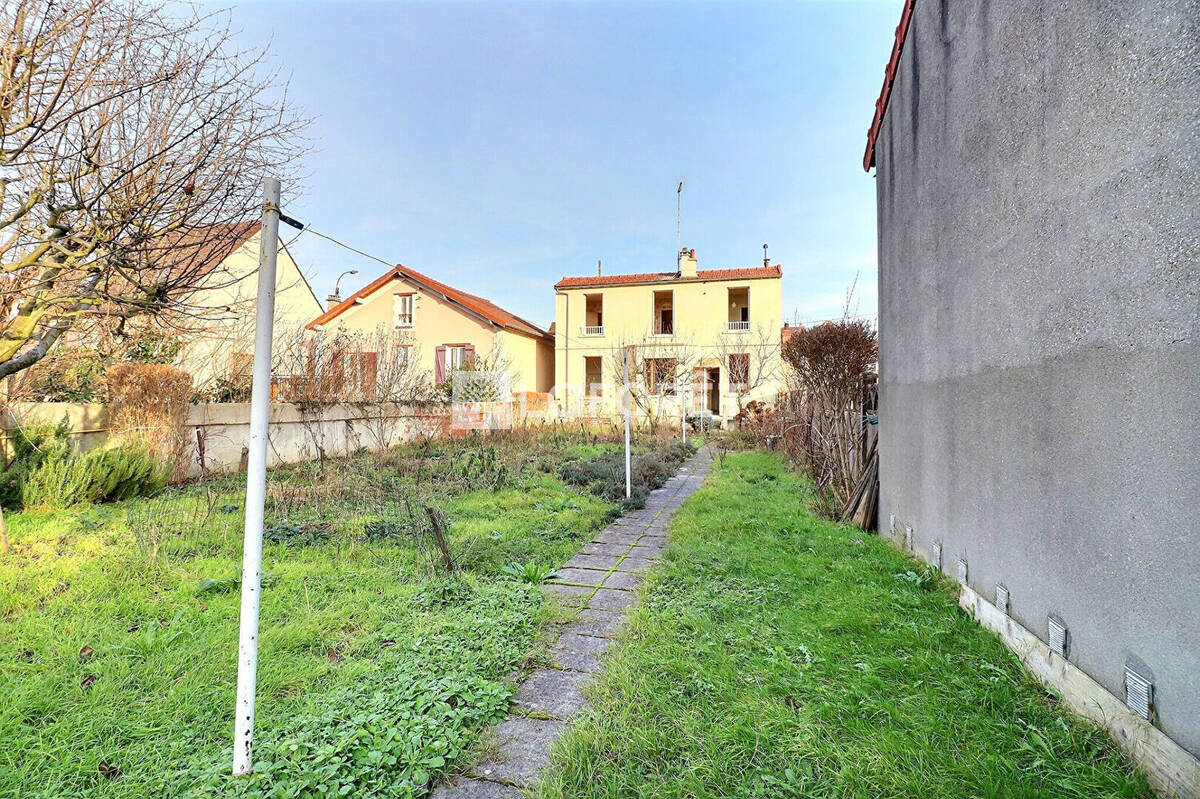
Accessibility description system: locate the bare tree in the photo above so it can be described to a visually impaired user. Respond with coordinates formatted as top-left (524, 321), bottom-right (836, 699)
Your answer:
top-left (715, 323), bottom-right (783, 425)
top-left (606, 336), bottom-right (698, 433)
top-left (0, 0), bottom-right (307, 380)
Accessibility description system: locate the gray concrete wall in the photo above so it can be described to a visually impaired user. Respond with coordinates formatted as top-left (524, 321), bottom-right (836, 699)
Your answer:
top-left (874, 0), bottom-right (1200, 756)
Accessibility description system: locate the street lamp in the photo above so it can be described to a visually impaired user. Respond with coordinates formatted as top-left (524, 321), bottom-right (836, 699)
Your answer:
top-left (327, 269), bottom-right (358, 305)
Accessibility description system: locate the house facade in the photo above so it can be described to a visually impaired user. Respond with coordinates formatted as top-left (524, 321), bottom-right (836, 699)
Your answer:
top-left (553, 248), bottom-right (783, 423)
top-left (307, 264), bottom-right (554, 395)
top-left (867, 0), bottom-right (1199, 788)
top-left (174, 223), bottom-right (324, 394)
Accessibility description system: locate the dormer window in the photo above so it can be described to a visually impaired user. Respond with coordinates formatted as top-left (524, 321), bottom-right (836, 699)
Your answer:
top-left (394, 293), bottom-right (414, 327)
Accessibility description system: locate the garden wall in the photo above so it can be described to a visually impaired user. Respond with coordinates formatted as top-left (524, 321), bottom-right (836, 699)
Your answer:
top-left (1, 402), bottom-right (450, 478)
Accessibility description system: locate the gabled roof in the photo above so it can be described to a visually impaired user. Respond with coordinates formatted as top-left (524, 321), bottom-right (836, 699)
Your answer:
top-left (154, 222), bottom-right (261, 281)
top-left (555, 265), bottom-right (782, 290)
top-left (863, 0), bottom-right (917, 171)
top-left (308, 264), bottom-right (552, 341)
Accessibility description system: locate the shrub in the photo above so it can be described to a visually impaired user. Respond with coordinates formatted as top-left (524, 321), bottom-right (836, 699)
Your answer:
top-left (0, 421), bottom-right (72, 508)
top-left (107, 362), bottom-right (193, 478)
top-left (19, 438), bottom-right (167, 510)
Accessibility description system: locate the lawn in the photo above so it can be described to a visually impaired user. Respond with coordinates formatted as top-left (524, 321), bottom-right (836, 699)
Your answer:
top-left (533, 451), bottom-right (1154, 799)
top-left (0, 431), bottom-right (692, 798)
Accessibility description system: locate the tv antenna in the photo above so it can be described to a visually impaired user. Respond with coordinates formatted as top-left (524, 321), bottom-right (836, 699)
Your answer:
top-left (676, 180), bottom-right (684, 259)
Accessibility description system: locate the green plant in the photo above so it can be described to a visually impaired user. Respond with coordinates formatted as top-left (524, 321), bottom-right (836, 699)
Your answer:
top-left (19, 439), bottom-right (167, 510)
top-left (501, 562), bottom-right (559, 584)
top-left (196, 567), bottom-right (279, 595)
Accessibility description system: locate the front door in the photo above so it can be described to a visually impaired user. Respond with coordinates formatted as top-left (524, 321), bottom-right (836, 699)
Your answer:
top-left (706, 368), bottom-right (720, 414)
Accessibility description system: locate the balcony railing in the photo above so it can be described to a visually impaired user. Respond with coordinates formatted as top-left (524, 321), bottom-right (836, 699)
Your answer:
top-left (726, 320), bottom-right (751, 332)
top-left (582, 325), bottom-right (605, 336)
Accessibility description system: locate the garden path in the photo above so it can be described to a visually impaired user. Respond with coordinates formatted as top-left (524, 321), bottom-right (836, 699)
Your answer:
top-left (431, 446), bottom-right (712, 798)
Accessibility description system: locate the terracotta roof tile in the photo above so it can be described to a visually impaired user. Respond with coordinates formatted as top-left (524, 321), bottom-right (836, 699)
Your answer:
top-left (864, 0), bottom-right (917, 171)
top-left (554, 265), bottom-right (781, 290)
top-left (308, 264), bottom-right (551, 340)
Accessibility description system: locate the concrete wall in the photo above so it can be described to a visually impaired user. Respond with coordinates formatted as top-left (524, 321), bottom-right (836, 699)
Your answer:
top-left (874, 0), bottom-right (1199, 758)
top-left (2, 402), bottom-right (449, 478)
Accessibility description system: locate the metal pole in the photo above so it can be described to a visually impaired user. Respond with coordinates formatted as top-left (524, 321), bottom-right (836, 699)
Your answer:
top-left (681, 378), bottom-right (687, 445)
top-left (233, 177), bottom-right (281, 777)
top-left (623, 348), bottom-right (631, 500)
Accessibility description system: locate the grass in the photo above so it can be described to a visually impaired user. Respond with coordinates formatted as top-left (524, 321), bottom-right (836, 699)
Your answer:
top-left (0, 432), bottom-right (697, 798)
top-left (534, 452), bottom-right (1154, 799)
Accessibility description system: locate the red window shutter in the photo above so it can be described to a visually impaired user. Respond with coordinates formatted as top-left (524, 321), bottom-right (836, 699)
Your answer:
top-left (361, 352), bottom-right (378, 400)
top-left (464, 344), bottom-right (476, 367)
top-left (435, 345), bottom-right (446, 383)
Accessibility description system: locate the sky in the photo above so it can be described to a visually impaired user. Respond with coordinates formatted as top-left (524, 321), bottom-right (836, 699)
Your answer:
top-left (228, 0), bottom-right (903, 330)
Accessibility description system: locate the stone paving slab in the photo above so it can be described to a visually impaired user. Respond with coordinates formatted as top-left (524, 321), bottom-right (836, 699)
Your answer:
top-left (613, 555), bottom-right (654, 573)
top-left (568, 608), bottom-right (626, 638)
top-left (544, 583), bottom-right (591, 605)
top-left (581, 541), bottom-right (628, 557)
top-left (601, 570), bottom-right (643, 591)
top-left (547, 567), bottom-right (607, 586)
top-left (433, 448), bottom-right (711, 797)
top-left (549, 632), bottom-right (614, 672)
top-left (514, 669), bottom-right (593, 718)
top-left (587, 587), bottom-right (637, 612)
top-left (432, 778), bottom-right (521, 798)
top-left (564, 552), bottom-right (621, 571)
top-left (470, 717), bottom-right (564, 786)
top-left (592, 530), bottom-right (641, 545)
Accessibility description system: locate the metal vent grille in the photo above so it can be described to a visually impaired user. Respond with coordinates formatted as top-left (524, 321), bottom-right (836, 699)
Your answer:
top-left (955, 559), bottom-right (968, 585)
top-left (904, 526), bottom-right (913, 551)
top-left (1125, 667), bottom-right (1153, 721)
top-left (1048, 616), bottom-right (1069, 658)
top-left (930, 541), bottom-right (942, 569)
top-left (995, 584), bottom-right (1009, 615)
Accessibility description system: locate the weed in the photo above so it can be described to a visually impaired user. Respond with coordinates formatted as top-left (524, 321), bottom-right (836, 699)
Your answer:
top-left (501, 562), bottom-right (559, 584)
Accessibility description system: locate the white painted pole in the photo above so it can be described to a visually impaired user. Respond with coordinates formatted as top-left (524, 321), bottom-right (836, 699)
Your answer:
top-left (623, 349), bottom-right (631, 500)
top-left (681, 379), bottom-right (687, 445)
top-left (233, 177), bottom-right (281, 777)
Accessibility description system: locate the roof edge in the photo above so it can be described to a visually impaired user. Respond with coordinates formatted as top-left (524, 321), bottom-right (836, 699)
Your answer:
top-left (554, 264), bottom-right (783, 291)
top-left (863, 0), bottom-right (917, 171)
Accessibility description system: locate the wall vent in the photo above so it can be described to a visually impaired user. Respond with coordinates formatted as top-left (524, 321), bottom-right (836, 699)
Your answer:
top-left (930, 541), bottom-right (942, 569)
top-left (995, 584), bottom-right (1009, 616)
top-left (1124, 667), bottom-right (1153, 721)
top-left (955, 559), bottom-right (968, 585)
top-left (904, 525), bottom-right (913, 551)
top-left (1048, 616), bottom-right (1069, 658)
top-left (889, 513), bottom-right (896, 534)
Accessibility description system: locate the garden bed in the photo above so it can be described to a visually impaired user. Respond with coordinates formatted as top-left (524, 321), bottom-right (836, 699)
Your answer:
top-left (0, 430), bottom-right (693, 798)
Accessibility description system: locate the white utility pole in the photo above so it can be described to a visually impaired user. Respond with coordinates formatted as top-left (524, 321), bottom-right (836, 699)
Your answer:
top-left (233, 177), bottom-right (281, 777)
top-left (623, 348), bottom-right (632, 499)
top-left (681, 380), bottom-right (687, 445)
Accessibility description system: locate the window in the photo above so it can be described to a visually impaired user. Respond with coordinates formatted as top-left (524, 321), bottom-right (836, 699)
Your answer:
top-left (727, 287), bottom-right (749, 331)
top-left (644, 358), bottom-right (677, 395)
top-left (728, 353), bottom-right (750, 389)
top-left (584, 355), bottom-right (603, 397)
top-left (447, 345), bottom-right (467, 370)
top-left (397, 345), bottom-right (411, 368)
top-left (584, 294), bottom-right (604, 335)
top-left (653, 290), bottom-right (674, 335)
top-left (394, 293), bottom-right (414, 327)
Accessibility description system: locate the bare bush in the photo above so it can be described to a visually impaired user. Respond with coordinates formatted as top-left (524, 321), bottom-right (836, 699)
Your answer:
top-left (607, 336), bottom-right (698, 433)
top-left (107, 362), bottom-right (193, 478)
top-left (780, 318), bottom-right (878, 513)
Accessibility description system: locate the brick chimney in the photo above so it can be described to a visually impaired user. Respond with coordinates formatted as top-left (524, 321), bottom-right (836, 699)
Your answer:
top-left (678, 247), bottom-right (697, 278)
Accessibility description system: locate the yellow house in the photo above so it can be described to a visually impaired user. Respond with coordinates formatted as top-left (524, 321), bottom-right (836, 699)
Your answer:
top-left (172, 222), bottom-right (324, 394)
top-left (553, 248), bottom-right (784, 423)
top-left (307, 264), bottom-right (554, 394)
